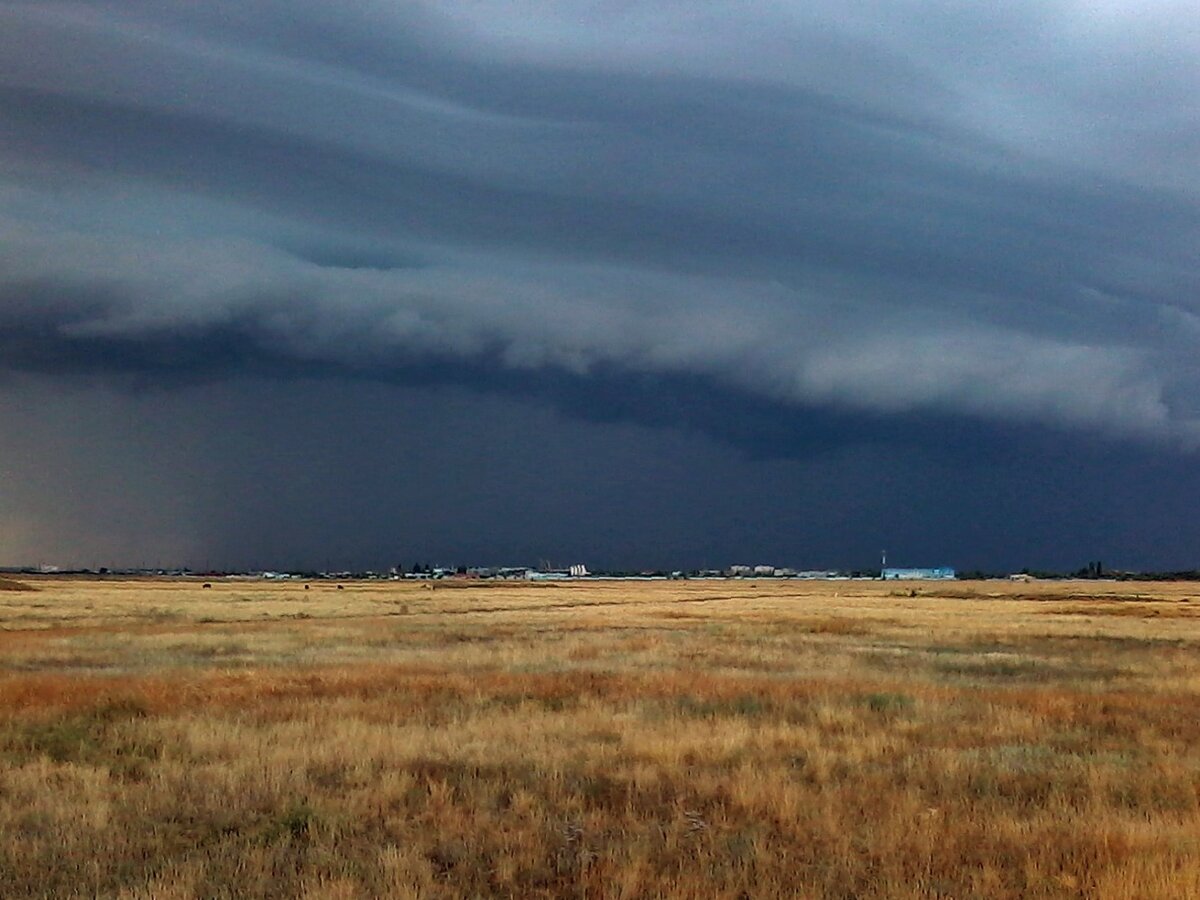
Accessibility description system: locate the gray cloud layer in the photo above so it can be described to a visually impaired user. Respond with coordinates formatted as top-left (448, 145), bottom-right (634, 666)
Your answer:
top-left (4, 374), bottom-right (1196, 572)
top-left (1, 1), bottom-right (1198, 445)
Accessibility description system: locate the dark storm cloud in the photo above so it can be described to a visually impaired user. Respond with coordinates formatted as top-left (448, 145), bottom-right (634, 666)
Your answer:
top-left (1, 1), bottom-right (1198, 443)
top-left (2, 2), bottom-right (1200, 569)
top-left (3, 375), bottom-right (1198, 573)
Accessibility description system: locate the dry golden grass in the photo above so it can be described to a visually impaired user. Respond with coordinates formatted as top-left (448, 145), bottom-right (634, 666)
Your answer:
top-left (2, 577), bottom-right (1200, 898)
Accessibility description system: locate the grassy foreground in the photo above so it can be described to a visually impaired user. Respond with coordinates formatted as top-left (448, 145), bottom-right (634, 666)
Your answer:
top-left (1, 577), bottom-right (1199, 898)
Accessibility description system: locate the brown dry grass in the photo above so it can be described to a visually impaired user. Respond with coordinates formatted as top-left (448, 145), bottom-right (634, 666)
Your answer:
top-left (2, 577), bottom-right (1200, 898)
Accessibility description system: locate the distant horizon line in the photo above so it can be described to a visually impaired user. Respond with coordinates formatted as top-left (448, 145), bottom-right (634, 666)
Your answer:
top-left (5, 562), bottom-right (1200, 581)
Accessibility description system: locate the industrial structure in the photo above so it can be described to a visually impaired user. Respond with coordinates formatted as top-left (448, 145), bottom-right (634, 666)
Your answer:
top-left (881, 567), bottom-right (956, 580)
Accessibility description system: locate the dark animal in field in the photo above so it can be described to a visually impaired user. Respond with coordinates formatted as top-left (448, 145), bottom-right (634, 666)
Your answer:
top-left (202, 583), bottom-right (212, 589)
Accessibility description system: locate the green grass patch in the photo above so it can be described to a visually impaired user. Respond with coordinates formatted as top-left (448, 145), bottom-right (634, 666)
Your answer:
top-left (860, 692), bottom-right (915, 716)
top-left (2, 697), bottom-right (160, 773)
top-left (675, 695), bottom-right (771, 719)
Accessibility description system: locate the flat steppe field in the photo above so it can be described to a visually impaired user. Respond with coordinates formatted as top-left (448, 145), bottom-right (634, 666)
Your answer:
top-left (2, 578), bottom-right (1200, 898)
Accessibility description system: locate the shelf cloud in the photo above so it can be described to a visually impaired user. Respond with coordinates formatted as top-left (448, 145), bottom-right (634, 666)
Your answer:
top-left (2, 2), bottom-right (1198, 568)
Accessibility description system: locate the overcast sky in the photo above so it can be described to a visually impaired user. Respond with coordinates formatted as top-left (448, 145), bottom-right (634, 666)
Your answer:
top-left (1, 2), bottom-right (1198, 571)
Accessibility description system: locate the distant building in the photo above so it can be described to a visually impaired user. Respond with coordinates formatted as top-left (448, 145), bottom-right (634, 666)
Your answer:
top-left (753, 565), bottom-right (776, 576)
top-left (882, 567), bottom-right (956, 580)
top-left (729, 565), bottom-right (752, 577)
top-left (526, 570), bottom-right (569, 581)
